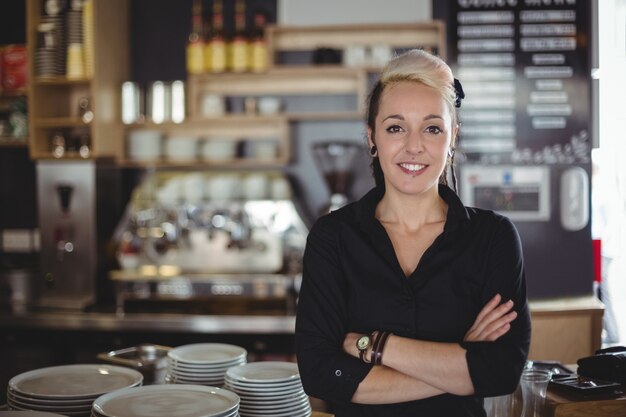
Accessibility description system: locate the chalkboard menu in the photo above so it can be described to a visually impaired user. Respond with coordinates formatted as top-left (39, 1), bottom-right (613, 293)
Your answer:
top-left (438, 0), bottom-right (592, 165)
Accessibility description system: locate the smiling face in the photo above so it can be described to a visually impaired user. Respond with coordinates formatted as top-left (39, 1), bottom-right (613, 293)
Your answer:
top-left (368, 81), bottom-right (457, 198)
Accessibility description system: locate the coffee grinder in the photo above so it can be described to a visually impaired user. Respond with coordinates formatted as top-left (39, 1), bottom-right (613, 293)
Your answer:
top-left (312, 141), bottom-right (364, 213)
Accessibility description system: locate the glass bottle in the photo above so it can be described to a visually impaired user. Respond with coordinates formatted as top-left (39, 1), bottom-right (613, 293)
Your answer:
top-left (229, 0), bottom-right (250, 72)
top-left (250, 11), bottom-right (268, 73)
top-left (186, 0), bottom-right (204, 74)
top-left (207, 0), bottom-right (227, 73)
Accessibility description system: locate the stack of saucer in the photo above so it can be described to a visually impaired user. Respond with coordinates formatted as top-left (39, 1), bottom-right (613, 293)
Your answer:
top-left (165, 343), bottom-right (247, 387)
top-left (224, 362), bottom-right (311, 417)
top-left (6, 364), bottom-right (143, 416)
top-left (35, 16), bottom-right (65, 79)
top-left (92, 385), bottom-right (240, 417)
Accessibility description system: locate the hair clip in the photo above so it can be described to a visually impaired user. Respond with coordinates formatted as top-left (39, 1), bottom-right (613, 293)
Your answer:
top-left (454, 78), bottom-right (465, 108)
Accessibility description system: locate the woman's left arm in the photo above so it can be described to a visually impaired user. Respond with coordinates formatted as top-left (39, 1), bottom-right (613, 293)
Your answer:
top-left (345, 292), bottom-right (518, 396)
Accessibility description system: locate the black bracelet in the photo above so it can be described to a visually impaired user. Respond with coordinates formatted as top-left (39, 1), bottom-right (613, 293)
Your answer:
top-left (375, 331), bottom-right (391, 365)
top-left (369, 331), bottom-right (382, 365)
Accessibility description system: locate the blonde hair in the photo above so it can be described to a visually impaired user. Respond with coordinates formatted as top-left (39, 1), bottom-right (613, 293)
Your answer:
top-left (380, 49), bottom-right (457, 123)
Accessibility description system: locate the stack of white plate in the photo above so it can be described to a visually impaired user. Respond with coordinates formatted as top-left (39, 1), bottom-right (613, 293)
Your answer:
top-left (6, 364), bottom-right (143, 417)
top-left (91, 385), bottom-right (240, 417)
top-left (224, 362), bottom-right (311, 417)
top-left (165, 343), bottom-right (247, 387)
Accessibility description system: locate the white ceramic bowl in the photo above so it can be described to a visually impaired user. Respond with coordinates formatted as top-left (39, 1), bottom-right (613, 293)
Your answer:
top-left (201, 139), bottom-right (238, 162)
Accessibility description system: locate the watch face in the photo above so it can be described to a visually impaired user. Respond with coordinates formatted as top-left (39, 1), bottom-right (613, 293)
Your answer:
top-left (357, 335), bottom-right (371, 351)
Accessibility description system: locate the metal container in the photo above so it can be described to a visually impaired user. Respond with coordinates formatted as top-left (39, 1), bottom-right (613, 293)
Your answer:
top-left (121, 81), bottom-right (144, 124)
top-left (97, 344), bottom-right (171, 384)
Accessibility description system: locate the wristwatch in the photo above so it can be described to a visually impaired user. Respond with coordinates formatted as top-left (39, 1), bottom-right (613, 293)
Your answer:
top-left (356, 334), bottom-right (372, 362)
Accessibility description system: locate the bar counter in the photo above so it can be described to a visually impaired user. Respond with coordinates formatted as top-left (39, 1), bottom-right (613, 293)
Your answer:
top-left (0, 311), bottom-right (296, 334)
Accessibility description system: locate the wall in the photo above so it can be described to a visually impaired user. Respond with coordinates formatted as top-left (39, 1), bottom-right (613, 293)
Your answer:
top-left (279, 0), bottom-right (431, 25)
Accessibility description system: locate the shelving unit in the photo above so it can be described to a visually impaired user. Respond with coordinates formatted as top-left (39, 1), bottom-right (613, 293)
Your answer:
top-left (0, 89), bottom-right (28, 147)
top-left (26, 0), bottom-right (129, 159)
top-left (122, 21), bottom-right (446, 169)
top-left (121, 116), bottom-right (290, 168)
top-left (267, 22), bottom-right (446, 68)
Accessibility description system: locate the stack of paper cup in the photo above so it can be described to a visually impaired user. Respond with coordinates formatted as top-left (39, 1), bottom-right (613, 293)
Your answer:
top-left (82, 0), bottom-right (94, 78)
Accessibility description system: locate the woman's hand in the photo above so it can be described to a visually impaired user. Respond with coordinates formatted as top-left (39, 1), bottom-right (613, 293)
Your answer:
top-left (344, 332), bottom-right (363, 359)
top-left (464, 294), bottom-right (517, 342)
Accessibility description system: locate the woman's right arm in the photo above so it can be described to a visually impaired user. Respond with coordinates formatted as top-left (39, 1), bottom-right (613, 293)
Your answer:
top-left (295, 217), bottom-right (373, 403)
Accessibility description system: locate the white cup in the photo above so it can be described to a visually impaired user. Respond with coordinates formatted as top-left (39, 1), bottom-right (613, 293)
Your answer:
top-left (343, 45), bottom-right (367, 67)
top-left (243, 173), bottom-right (269, 200)
top-left (369, 44), bottom-right (393, 67)
top-left (201, 138), bottom-right (237, 162)
top-left (254, 140), bottom-right (278, 160)
top-left (270, 176), bottom-right (291, 200)
top-left (182, 173), bottom-right (205, 204)
top-left (201, 93), bottom-right (226, 117)
top-left (206, 174), bottom-right (241, 201)
top-left (258, 97), bottom-right (282, 115)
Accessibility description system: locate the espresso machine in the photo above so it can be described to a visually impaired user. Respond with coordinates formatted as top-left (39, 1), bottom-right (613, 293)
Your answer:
top-left (312, 141), bottom-right (365, 213)
top-left (110, 170), bottom-right (309, 315)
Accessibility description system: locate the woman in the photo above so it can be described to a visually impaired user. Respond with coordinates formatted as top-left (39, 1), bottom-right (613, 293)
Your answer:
top-left (295, 49), bottom-right (531, 416)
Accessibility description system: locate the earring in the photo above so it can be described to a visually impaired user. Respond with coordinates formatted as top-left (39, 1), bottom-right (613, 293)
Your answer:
top-left (448, 148), bottom-right (454, 157)
top-left (370, 145), bottom-right (377, 156)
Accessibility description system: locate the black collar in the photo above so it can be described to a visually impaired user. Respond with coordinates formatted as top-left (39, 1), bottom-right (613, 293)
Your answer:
top-left (355, 184), bottom-right (471, 236)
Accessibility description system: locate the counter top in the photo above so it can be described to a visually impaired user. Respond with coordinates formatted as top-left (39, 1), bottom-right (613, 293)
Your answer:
top-left (0, 311), bottom-right (296, 334)
top-left (0, 295), bottom-right (601, 336)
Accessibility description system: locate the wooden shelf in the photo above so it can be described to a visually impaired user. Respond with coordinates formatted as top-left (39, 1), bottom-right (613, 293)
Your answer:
top-left (118, 157), bottom-right (289, 169)
top-left (28, 151), bottom-right (91, 160)
top-left (126, 116), bottom-right (289, 139)
top-left (0, 138), bottom-right (28, 147)
top-left (0, 88), bottom-right (28, 98)
top-left (27, 0), bottom-right (129, 160)
top-left (285, 111), bottom-right (363, 121)
top-left (33, 77), bottom-right (91, 86)
top-left (189, 67), bottom-right (366, 96)
top-left (34, 117), bottom-right (90, 128)
top-left (267, 21), bottom-right (446, 60)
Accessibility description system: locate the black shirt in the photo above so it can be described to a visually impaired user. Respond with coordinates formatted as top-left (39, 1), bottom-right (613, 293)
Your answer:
top-left (295, 184), bottom-right (531, 417)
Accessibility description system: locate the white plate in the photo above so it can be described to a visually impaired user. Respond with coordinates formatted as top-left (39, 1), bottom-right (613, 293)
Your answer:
top-left (169, 362), bottom-right (246, 376)
top-left (6, 402), bottom-right (90, 416)
top-left (7, 395), bottom-right (92, 412)
top-left (93, 384), bottom-right (240, 417)
top-left (9, 365), bottom-right (144, 399)
top-left (169, 359), bottom-right (246, 370)
top-left (224, 376), bottom-right (301, 390)
top-left (225, 362), bottom-right (299, 384)
top-left (165, 377), bottom-right (224, 385)
top-left (228, 389), bottom-right (306, 401)
top-left (7, 389), bottom-right (95, 406)
top-left (239, 404), bottom-right (310, 417)
top-left (236, 392), bottom-right (308, 407)
top-left (168, 344), bottom-right (247, 365)
top-left (237, 395), bottom-right (309, 411)
top-left (223, 383), bottom-right (300, 395)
